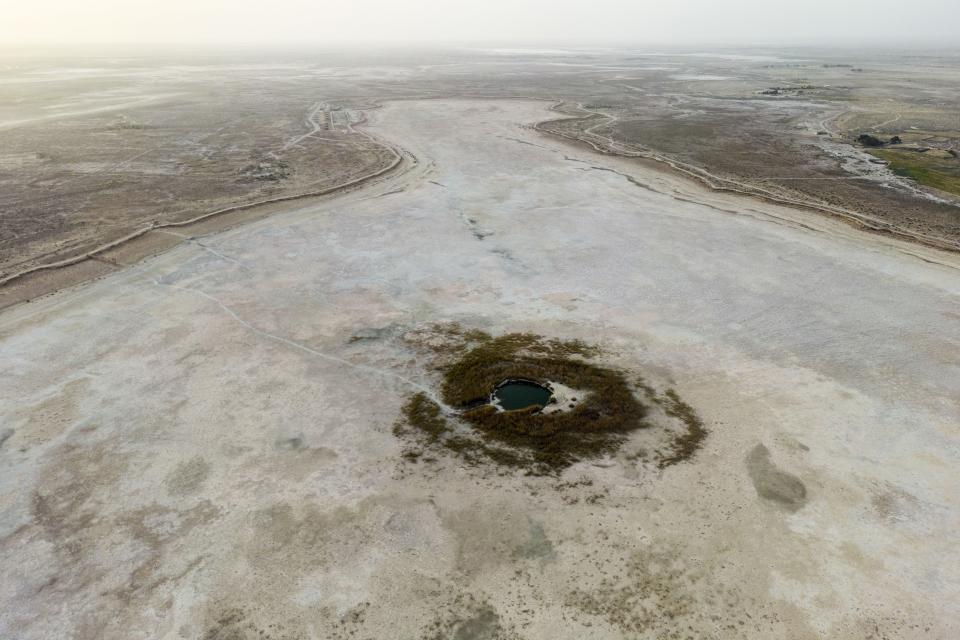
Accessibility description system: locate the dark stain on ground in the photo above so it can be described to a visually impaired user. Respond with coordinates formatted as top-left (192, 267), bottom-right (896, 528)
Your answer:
top-left (112, 501), bottom-right (217, 602)
top-left (28, 444), bottom-right (130, 567)
top-left (871, 481), bottom-right (922, 525)
top-left (348, 325), bottom-right (398, 343)
top-left (7, 441), bottom-right (218, 638)
top-left (275, 435), bottom-right (306, 451)
top-left (452, 606), bottom-right (502, 640)
top-left (746, 444), bottom-right (808, 511)
top-left (425, 595), bottom-right (519, 640)
top-left (512, 520), bottom-right (556, 562)
top-left (164, 455), bottom-right (211, 496)
top-left (202, 607), bottom-right (292, 640)
top-left (443, 505), bottom-right (555, 577)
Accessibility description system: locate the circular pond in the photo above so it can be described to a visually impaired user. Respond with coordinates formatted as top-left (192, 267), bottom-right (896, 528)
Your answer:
top-left (492, 379), bottom-right (552, 411)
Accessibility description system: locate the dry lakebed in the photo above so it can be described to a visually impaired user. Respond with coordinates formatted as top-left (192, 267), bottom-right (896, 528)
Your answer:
top-left (1, 99), bottom-right (959, 639)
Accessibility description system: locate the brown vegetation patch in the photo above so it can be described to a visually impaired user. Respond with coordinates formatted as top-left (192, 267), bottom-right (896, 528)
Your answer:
top-left (396, 329), bottom-right (647, 474)
top-left (633, 378), bottom-right (709, 468)
top-left (658, 389), bottom-right (709, 468)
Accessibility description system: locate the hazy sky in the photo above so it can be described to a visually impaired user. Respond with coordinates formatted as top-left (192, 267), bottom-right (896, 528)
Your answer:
top-left (5, 0), bottom-right (960, 47)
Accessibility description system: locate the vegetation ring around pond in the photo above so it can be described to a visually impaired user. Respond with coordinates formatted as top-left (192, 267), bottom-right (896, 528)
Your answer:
top-left (399, 330), bottom-right (653, 473)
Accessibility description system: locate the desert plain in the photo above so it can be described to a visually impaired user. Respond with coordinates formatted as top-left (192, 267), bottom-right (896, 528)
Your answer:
top-left (1, 50), bottom-right (959, 639)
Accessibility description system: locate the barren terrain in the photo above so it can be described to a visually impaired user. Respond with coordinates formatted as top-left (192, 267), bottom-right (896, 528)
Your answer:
top-left (3, 48), bottom-right (959, 310)
top-left (1, 98), bottom-right (958, 639)
top-left (0, 56), bottom-right (396, 294)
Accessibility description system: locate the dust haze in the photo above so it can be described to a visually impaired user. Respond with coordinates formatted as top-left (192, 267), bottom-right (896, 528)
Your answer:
top-left (5, 0), bottom-right (960, 46)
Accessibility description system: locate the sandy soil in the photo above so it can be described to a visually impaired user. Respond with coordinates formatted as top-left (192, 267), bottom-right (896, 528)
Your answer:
top-left (1, 99), bottom-right (958, 639)
top-left (540, 101), bottom-right (960, 252)
top-left (0, 79), bottom-right (393, 284)
top-left (5, 48), bottom-right (959, 306)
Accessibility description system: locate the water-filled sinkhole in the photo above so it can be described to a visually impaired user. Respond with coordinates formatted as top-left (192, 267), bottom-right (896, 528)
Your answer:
top-left (492, 379), bottom-right (552, 411)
